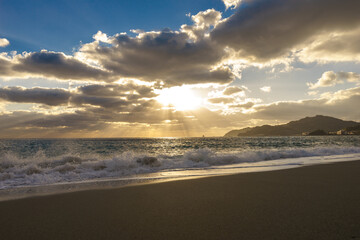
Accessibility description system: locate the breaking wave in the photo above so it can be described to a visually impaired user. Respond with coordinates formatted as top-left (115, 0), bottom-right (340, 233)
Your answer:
top-left (1, 146), bottom-right (360, 189)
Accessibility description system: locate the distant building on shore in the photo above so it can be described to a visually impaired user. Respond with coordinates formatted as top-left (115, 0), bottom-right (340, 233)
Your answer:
top-left (337, 130), bottom-right (347, 135)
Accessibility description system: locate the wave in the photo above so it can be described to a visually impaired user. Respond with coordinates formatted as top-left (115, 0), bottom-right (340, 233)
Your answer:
top-left (1, 146), bottom-right (360, 189)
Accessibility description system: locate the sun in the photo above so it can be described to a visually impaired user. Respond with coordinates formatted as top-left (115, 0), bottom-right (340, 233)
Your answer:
top-left (156, 86), bottom-right (202, 111)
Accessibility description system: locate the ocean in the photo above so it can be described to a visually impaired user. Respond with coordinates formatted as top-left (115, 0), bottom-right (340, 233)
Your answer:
top-left (1, 136), bottom-right (360, 199)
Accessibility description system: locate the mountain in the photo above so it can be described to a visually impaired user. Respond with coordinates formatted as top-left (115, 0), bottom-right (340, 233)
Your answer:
top-left (224, 115), bottom-right (359, 137)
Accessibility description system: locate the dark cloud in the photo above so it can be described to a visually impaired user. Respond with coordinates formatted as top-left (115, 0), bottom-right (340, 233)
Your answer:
top-left (71, 83), bottom-right (158, 109)
top-left (24, 111), bottom-right (105, 129)
top-left (0, 87), bottom-right (70, 106)
top-left (12, 51), bottom-right (112, 81)
top-left (0, 111), bottom-right (46, 130)
top-left (0, 56), bottom-right (12, 75)
top-left (1, 27), bottom-right (234, 86)
top-left (78, 83), bottom-right (157, 98)
top-left (70, 95), bottom-right (130, 109)
top-left (211, 0), bottom-right (360, 62)
top-left (0, 82), bottom-right (157, 110)
top-left (79, 29), bottom-right (233, 86)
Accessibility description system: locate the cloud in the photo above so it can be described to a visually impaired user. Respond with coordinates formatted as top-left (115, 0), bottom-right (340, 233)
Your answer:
top-left (0, 105), bottom-right (235, 138)
top-left (0, 111), bottom-right (47, 131)
top-left (0, 80), bottom-right (237, 137)
top-left (1, 3), bottom-right (360, 137)
top-left (229, 101), bottom-right (254, 109)
top-left (260, 86), bottom-right (271, 92)
top-left (0, 38), bottom-right (10, 47)
top-left (0, 50), bottom-right (112, 81)
top-left (1, 85), bottom-right (359, 137)
top-left (93, 31), bottom-right (111, 43)
top-left (14, 51), bottom-right (113, 81)
top-left (1, 1), bottom-right (360, 87)
top-left (0, 82), bottom-right (158, 111)
top-left (0, 87), bottom-right (70, 106)
top-left (211, 0), bottom-right (360, 62)
top-left (73, 11), bottom-right (234, 87)
top-left (0, 89), bottom-right (234, 137)
top-left (307, 91), bottom-right (319, 96)
top-left (208, 97), bottom-right (234, 104)
top-left (78, 28), bottom-right (233, 86)
top-left (298, 28), bottom-right (360, 62)
top-left (191, 9), bottom-right (222, 28)
top-left (307, 71), bottom-right (360, 89)
top-left (206, 85), bottom-right (252, 113)
top-left (73, 83), bottom-right (158, 110)
top-left (70, 95), bottom-right (130, 109)
top-left (0, 90), bottom-right (156, 137)
top-left (247, 87), bottom-right (360, 122)
top-left (77, 83), bottom-right (157, 98)
top-left (223, 86), bottom-right (243, 95)
top-left (181, 9), bottom-right (222, 41)
top-left (0, 54), bottom-right (12, 75)
top-left (222, 0), bottom-right (242, 9)
top-left (0, 14), bottom-right (233, 87)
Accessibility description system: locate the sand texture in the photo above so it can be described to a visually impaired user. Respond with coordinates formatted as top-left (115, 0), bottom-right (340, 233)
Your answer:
top-left (1, 160), bottom-right (360, 240)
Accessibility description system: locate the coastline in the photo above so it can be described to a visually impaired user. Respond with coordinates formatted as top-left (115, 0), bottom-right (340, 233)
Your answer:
top-left (1, 160), bottom-right (360, 239)
top-left (1, 152), bottom-right (360, 201)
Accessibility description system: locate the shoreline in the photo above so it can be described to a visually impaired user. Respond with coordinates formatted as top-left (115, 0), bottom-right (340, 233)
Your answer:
top-left (1, 160), bottom-right (360, 239)
top-left (1, 152), bottom-right (359, 201)
top-left (1, 153), bottom-right (360, 201)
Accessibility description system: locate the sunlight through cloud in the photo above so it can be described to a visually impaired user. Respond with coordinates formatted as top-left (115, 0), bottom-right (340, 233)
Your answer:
top-left (155, 86), bottom-right (202, 111)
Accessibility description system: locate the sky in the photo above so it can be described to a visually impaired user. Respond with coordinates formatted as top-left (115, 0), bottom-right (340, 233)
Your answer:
top-left (0, 0), bottom-right (359, 138)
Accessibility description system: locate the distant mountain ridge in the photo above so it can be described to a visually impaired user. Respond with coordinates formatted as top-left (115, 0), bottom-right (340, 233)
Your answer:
top-left (224, 115), bottom-right (359, 137)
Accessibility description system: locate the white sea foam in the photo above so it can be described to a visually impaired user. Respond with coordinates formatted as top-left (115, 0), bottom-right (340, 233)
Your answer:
top-left (1, 146), bottom-right (360, 190)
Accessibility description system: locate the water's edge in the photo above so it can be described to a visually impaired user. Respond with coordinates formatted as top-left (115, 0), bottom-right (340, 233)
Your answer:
top-left (1, 153), bottom-right (359, 202)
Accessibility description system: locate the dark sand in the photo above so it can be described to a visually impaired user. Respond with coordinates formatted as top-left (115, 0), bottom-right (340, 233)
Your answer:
top-left (1, 161), bottom-right (360, 240)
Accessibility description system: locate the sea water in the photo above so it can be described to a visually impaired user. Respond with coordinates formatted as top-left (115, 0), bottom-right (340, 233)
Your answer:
top-left (1, 136), bottom-right (360, 199)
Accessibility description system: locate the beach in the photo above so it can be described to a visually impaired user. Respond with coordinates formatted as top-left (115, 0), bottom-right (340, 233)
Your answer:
top-left (0, 160), bottom-right (360, 240)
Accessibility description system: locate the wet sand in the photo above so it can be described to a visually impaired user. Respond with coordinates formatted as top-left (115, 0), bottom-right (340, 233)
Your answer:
top-left (0, 160), bottom-right (360, 240)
